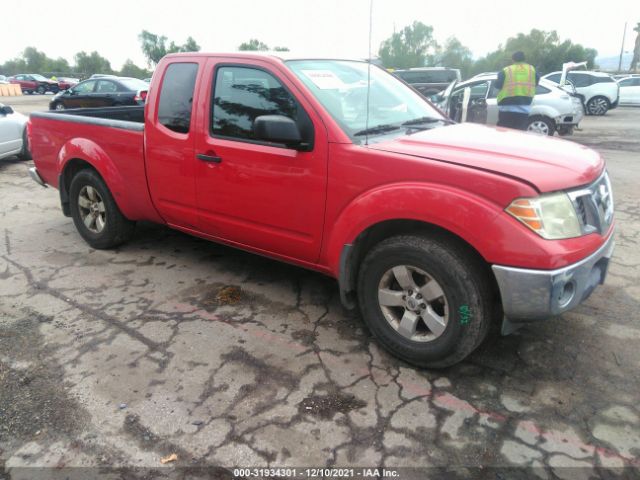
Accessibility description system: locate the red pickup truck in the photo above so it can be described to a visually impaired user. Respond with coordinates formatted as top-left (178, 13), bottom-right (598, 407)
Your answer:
top-left (28, 53), bottom-right (615, 367)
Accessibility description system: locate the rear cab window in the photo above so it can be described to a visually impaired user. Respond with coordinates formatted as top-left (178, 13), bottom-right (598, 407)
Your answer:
top-left (157, 63), bottom-right (198, 134)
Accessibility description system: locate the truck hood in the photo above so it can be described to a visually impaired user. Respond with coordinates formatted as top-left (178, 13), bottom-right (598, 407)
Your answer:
top-left (370, 123), bottom-right (603, 192)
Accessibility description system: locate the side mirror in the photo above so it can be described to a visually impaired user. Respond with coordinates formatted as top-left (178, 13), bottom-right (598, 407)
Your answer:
top-left (1, 105), bottom-right (14, 115)
top-left (253, 115), bottom-right (302, 148)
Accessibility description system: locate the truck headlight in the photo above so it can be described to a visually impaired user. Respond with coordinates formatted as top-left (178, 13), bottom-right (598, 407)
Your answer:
top-left (506, 193), bottom-right (582, 239)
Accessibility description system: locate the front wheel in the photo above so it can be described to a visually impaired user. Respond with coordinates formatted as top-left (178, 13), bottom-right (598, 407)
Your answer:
top-left (69, 169), bottom-right (135, 249)
top-left (357, 234), bottom-right (494, 368)
top-left (36, 85), bottom-right (46, 95)
top-left (53, 102), bottom-right (65, 111)
top-left (586, 96), bottom-right (610, 116)
top-left (526, 115), bottom-right (555, 136)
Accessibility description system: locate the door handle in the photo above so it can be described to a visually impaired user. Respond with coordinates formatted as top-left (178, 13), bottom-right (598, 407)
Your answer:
top-left (196, 153), bottom-right (222, 163)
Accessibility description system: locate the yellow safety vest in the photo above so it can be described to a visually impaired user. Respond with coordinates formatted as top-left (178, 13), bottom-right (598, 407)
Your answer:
top-left (497, 63), bottom-right (536, 103)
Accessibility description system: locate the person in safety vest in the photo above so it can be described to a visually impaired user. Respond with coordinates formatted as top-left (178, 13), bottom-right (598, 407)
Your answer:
top-left (494, 51), bottom-right (539, 130)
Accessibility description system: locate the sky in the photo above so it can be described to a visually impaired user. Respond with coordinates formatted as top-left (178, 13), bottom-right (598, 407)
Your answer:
top-left (2, 0), bottom-right (639, 70)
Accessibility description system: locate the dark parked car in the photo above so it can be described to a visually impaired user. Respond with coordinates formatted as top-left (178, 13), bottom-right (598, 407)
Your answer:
top-left (393, 67), bottom-right (461, 97)
top-left (9, 74), bottom-right (59, 94)
top-left (49, 77), bottom-right (149, 110)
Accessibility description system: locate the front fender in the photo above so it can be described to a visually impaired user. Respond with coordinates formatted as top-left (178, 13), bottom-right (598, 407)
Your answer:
top-left (323, 182), bottom-right (503, 276)
top-left (530, 105), bottom-right (559, 121)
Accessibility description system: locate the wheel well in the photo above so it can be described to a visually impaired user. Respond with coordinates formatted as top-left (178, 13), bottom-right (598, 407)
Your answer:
top-left (59, 159), bottom-right (98, 216)
top-left (339, 219), bottom-right (498, 309)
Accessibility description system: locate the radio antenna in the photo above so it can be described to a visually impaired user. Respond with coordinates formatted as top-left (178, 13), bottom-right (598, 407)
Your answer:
top-left (365, 0), bottom-right (373, 146)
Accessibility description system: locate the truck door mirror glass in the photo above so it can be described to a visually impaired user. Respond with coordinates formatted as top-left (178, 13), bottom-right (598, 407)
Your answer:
top-left (253, 115), bottom-right (302, 147)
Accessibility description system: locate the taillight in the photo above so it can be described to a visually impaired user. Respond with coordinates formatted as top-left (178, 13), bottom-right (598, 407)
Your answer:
top-left (134, 90), bottom-right (148, 103)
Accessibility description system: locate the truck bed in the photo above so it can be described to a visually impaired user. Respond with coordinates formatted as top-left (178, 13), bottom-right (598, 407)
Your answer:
top-left (28, 105), bottom-right (161, 223)
top-left (30, 106), bottom-right (145, 131)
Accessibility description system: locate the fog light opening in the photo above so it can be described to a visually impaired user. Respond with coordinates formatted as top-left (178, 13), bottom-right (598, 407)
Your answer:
top-left (558, 281), bottom-right (576, 308)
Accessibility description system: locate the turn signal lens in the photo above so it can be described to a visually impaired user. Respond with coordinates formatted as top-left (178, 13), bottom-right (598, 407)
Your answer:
top-left (506, 193), bottom-right (582, 240)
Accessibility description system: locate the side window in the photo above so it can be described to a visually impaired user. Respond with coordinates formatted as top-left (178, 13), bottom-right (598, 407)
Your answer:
top-left (618, 78), bottom-right (633, 87)
top-left (634, 78), bottom-right (640, 87)
top-left (468, 81), bottom-right (489, 98)
top-left (212, 66), bottom-right (303, 142)
top-left (546, 73), bottom-right (561, 83)
top-left (535, 85), bottom-right (550, 95)
top-left (157, 63), bottom-right (198, 134)
top-left (568, 73), bottom-right (590, 87)
top-left (74, 81), bottom-right (96, 93)
top-left (96, 80), bottom-right (117, 93)
top-left (488, 81), bottom-right (500, 98)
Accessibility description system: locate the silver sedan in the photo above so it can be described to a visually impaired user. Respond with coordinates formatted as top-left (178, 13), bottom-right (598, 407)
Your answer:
top-left (0, 103), bottom-right (30, 161)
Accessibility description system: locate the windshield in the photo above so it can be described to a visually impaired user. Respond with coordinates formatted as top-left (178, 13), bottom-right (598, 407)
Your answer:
top-left (286, 60), bottom-right (446, 143)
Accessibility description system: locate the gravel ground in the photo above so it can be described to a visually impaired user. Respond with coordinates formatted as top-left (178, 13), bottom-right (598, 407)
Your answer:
top-left (1, 98), bottom-right (639, 479)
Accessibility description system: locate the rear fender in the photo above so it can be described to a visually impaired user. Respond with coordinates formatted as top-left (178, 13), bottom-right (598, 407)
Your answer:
top-left (57, 138), bottom-right (129, 216)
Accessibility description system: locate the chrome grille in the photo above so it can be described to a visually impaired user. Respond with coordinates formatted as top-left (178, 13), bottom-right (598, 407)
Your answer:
top-left (569, 171), bottom-right (614, 235)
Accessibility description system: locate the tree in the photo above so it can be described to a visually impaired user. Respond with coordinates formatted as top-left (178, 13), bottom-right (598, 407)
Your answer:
top-left (631, 22), bottom-right (640, 71)
top-left (378, 21), bottom-right (438, 69)
top-left (22, 47), bottom-right (48, 73)
top-left (74, 51), bottom-right (112, 75)
top-left (119, 59), bottom-right (150, 79)
top-left (470, 29), bottom-right (597, 76)
top-left (434, 37), bottom-right (474, 78)
top-left (0, 57), bottom-right (27, 76)
top-left (238, 39), bottom-right (269, 51)
top-left (47, 57), bottom-right (71, 74)
top-left (138, 30), bottom-right (201, 66)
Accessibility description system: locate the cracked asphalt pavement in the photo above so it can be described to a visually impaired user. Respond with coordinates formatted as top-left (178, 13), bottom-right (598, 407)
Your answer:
top-left (1, 98), bottom-right (639, 479)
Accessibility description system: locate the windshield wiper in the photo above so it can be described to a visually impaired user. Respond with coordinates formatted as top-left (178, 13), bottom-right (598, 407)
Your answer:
top-left (401, 116), bottom-right (452, 126)
top-left (353, 123), bottom-right (402, 137)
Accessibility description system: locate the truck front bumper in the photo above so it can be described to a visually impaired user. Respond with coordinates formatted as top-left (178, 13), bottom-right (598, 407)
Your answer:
top-left (492, 233), bottom-right (614, 322)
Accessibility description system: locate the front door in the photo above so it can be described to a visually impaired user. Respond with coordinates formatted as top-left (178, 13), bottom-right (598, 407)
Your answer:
top-left (193, 59), bottom-right (328, 263)
top-left (66, 80), bottom-right (96, 108)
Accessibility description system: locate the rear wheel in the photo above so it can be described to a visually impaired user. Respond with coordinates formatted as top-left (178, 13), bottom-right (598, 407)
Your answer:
top-left (69, 169), bottom-right (135, 249)
top-left (526, 115), bottom-right (555, 136)
top-left (586, 96), bottom-right (610, 116)
top-left (54, 102), bottom-right (65, 111)
top-left (17, 128), bottom-right (31, 161)
top-left (357, 234), bottom-right (494, 368)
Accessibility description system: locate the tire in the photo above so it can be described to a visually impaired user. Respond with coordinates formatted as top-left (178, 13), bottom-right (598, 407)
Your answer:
top-left (17, 129), bottom-right (31, 161)
top-left (69, 169), bottom-right (135, 249)
top-left (526, 115), bottom-right (555, 136)
top-left (586, 96), bottom-right (610, 116)
top-left (357, 234), bottom-right (494, 368)
top-left (53, 102), bottom-right (65, 111)
top-left (36, 85), bottom-right (46, 95)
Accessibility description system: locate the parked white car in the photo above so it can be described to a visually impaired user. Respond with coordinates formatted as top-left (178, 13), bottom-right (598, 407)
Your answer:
top-left (617, 76), bottom-right (640, 105)
top-left (541, 70), bottom-right (620, 116)
top-left (436, 74), bottom-right (583, 136)
top-left (0, 104), bottom-right (30, 161)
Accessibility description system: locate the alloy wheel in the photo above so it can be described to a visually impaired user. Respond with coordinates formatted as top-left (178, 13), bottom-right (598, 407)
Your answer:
top-left (78, 186), bottom-right (106, 233)
top-left (377, 265), bottom-right (449, 342)
top-left (527, 120), bottom-right (550, 135)
top-left (587, 98), bottom-right (608, 115)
